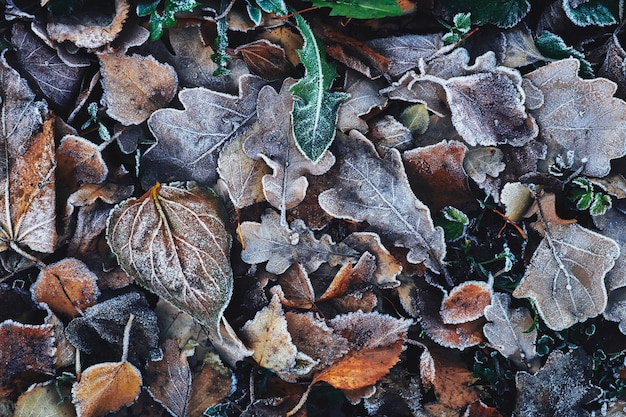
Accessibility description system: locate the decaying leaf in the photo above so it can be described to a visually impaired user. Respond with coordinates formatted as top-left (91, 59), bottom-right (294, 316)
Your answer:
top-left (243, 81), bottom-right (335, 212)
top-left (366, 34), bottom-right (442, 78)
top-left (341, 232), bottom-right (402, 289)
top-left (241, 294), bottom-right (316, 376)
top-left (369, 115), bottom-right (414, 154)
top-left (240, 209), bottom-right (357, 275)
top-left (337, 71), bottom-right (388, 133)
top-left (525, 58), bottom-right (626, 177)
top-left (188, 351), bottom-right (234, 416)
top-left (98, 53), bottom-right (178, 125)
top-left (441, 280), bottom-right (492, 325)
top-left (270, 263), bottom-right (316, 309)
top-left (483, 292), bottom-right (538, 369)
top-left (512, 193), bottom-right (620, 330)
top-left (14, 381), bottom-right (75, 417)
top-left (362, 363), bottom-right (423, 416)
top-left (318, 130), bottom-right (446, 274)
top-left (235, 39), bottom-right (292, 80)
top-left (56, 135), bottom-right (108, 191)
top-left (107, 183), bottom-right (232, 340)
top-left (31, 258), bottom-right (100, 317)
top-left (514, 350), bottom-right (601, 417)
top-left (143, 75), bottom-right (265, 187)
top-left (145, 339), bottom-right (192, 417)
top-left (463, 146), bottom-right (506, 185)
top-left (502, 24), bottom-right (546, 68)
top-left (317, 252), bottom-right (376, 302)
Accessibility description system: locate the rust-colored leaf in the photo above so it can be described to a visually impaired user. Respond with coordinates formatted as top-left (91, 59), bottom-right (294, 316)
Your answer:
top-left (441, 281), bottom-right (492, 325)
top-left (188, 352), bottom-right (234, 417)
top-left (235, 39), bottom-right (292, 80)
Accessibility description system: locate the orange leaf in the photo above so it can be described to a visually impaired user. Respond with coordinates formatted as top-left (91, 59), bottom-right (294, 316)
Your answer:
top-left (72, 361), bottom-right (142, 417)
top-left (312, 339), bottom-right (403, 391)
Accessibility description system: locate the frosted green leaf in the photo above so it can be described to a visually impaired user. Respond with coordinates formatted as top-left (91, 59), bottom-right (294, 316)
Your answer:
top-left (310, 0), bottom-right (402, 19)
top-left (562, 0), bottom-right (618, 27)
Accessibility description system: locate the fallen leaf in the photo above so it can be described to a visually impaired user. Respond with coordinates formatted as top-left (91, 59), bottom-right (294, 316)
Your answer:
top-left (31, 258), bottom-right (100, 317)
top-left (145, 340), bottom-right (192, 417)
top-left (13, 22), bottom-right (85, 109)
top-left (367, 34), bottom-right (442, 78)
top-left (72, 360), bottom-right (142, 417)
top-left (46, 0), bottom-right (129, 49)
top-left (143, 75), bottom-right (265, 187)
top-left (341, 232), bottom-right (403, 289)
top-left (98, 53), bottom-right (178, 125)
top-left (592, 207), bottom-right (626, 292)
top-left (500, 182), bottom-right (534, 222)
top-left (483, 292), bottom-right (538, 369)
top-left (463, 401), bottom-right (504, 417)
top-left (0, 320), bottom-right (56, 385)
top-left (241, 294), bottom-right (316, 376)
top-left (107, 183), bottom-right (232, 340)
top-left (501, 24), bottom-right (546, 68)
top-left (512, 193), bottom-right (620, 330)
top-left (240, 209), bottom-right (357, 275)
top-left (14, 381), bottom-right (75, 417)
top-left (235, 39), bottom-right (292, 80)
top-left (369, 115), bottom-right (414, 154)
top-left (270, 263), bottom-right (316, 309)
top-left (285, 170), bottom-right (335, 230)
top-left (420, 347), bottom-right (480, 410)
top-left (525, 58), bottom-right (626, 177)
top-left (362, 363), bottom-right (423, 416)
top-left (441, 280), bottom-right (492, 325)
top-left (403, 140), bottom-right (473, 212)
top-left (188, 351), bottom-right (234, 416)
top-left (56, 135), bottom-right (108, 192)
top-left (514, 350), bottom-right (601, 417)
top-left (318, 130), bottom-right (446, 274)
top-left (337, 71), bottom-right (388, 133)
top-left (317, 252), bottom-right (376, 302)
top-left (243, 81), bottom-right (335, 212)
top-left (463, 146), bottom-right (506, 185)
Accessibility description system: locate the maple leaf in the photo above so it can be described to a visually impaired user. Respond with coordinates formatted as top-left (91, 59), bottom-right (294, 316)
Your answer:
top-left (318, 130), bottom-right (447, 275)
top-left (107, 183), bottom-right (232, 340)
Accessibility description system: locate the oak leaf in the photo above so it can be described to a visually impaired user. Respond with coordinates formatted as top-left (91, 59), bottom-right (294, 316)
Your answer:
top-left (107, 183), bottom-right (232, 340)
top-left (512, 193), bottom-right (620, 330)
top-left (525, 58), bottom-right (626, 177)
top-left (318, 130), bottom-right (446, 273)
top-left (243, 81), bottom-right (335, 212)
top-left (143, 75), bottom-right (265, 187)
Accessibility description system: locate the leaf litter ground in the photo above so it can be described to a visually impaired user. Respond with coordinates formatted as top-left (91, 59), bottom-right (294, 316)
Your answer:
top-left (2, 1), bottom-right (626, 417)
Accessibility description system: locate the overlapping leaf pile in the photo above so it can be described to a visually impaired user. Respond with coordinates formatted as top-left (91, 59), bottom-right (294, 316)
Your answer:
top-left (2, 1), bottom-right (626, 416)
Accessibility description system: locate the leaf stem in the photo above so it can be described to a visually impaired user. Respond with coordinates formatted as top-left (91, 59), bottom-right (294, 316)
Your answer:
top-left (122, 313), bottom-right (135, 363)
top-left (286, 382), bottom-right (313, 416)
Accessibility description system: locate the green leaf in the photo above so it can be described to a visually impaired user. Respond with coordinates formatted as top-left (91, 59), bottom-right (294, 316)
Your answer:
top-left (562, 0), bottom-right (618, 27)
top-left (399, 104), bottom-right (429, 134)
top-left (212, 0), bottom-right (231, 75)
top-left (435, 206), bottom-right (469, 242)
top-left (290, 14), bottom-right (348, 162)
top-left (246, 4), bottom-right (263, 24)
top-left (453, 12), bottom-right (472, 31)
top-left (143, 0), bottom-right (200, 41)
top-left (535, 31), bottom-right (594, 78)
top-left (137, 0), bottom-right (161, 16)
top-left (255, 0), bottom-right (288, 15)
top-left (309, 0), bottom-right (402, 19)
top-left (439, 0), bottom-right (530, 28)
top-left (590, 193), bottom-right (612, 216)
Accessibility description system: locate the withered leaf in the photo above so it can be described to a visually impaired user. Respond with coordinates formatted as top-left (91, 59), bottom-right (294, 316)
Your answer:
top-left (341, 232), bottom-right (402, 289)
top-left (369, 115), bottom-right (414, 154)
top-left (525, 58), bottom-right (626, 177)
top-left (241, 294), bottom-right (316, 376)
top-left (240, 209), bottom-right (357, 275)
top-left (337, 71), bottom-right (388, 134)
top-left (318, 130), bottom-right (446, 273)
top-left (98, 53), bottom-right (178, 126)
top-left (463, 146), bottom-right (507, 186)
top-left (0, 320), bottom-right (56, 385)
top-left (235, 39), bottom-right (292, 80)
top-left (317, 252), bottom-right (376, 302)
top-left (14, 381), bottom-right (75, 417)
top-left (483, 292), bottom-right (538, 368)
top-left (502, 24), bottom-right (546, 68)
top-left (56, 135), bottom-right (108, 191)
top-left (514, 350), bottom-right (600, 417)
top-left (366, 34), bottom-right (442, 78)
top-left (0, 54), bottom-right (56, 255)
top-left (31, 258), bottom-right (100, 317)
top-left (107, 183), bottom-right (232, 339)
top-left (270, 263), bottom-right (316, 309)
top-left (143, 75), bottom-right (265, 187)
top-left (362, 363), bottom-right (423, 416)
top-left (441, 280), bottom-right (492, 325)
top-left (244, 81), bottom-right (335, 212)
top-left (72, 360), bottom-right (142, 417)
top-left (13, 23), bottom-right (84, 109)
top-left (188, 351), bottom-right (234, 416)
top-left (145, 339), bottom-right (192, 417)
top-left (512, 194), bottom-right (619, 330)
top-left (592, 207), bottom-right (626, 292)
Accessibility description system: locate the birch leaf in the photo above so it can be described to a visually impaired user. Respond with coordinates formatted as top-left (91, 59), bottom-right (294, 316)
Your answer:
top-left (244, 81), bottom-right (335, 212)
top-left (290, 14), bottom-right (348, 162)
top-left (525, 58), bottom-right (626, 177)
top-left (512, 193), bottom-right (620, 330)
top-left (107, 183), bottom-right (232, 340)
top-left (318, 130), bottom-right (446, 273)
top-left (240, 209), bottom-right (357, 275)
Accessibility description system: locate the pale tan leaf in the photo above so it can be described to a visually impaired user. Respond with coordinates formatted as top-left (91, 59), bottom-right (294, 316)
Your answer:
top-left (512, 194), bottom-right (620, 330)
top-left (463, 147), bottom-right (506, 184)
top-left (337, 71), bottom-right (387, 134)
top-left (525, 58), bottom-right (626, 177)
top-left (502, 24), bottom-right (546, 68)
top-left (107, 183), bottom-right (232, 339)
top-left (56, 135), bottom-right (108, 190)
top-left (441, 281), bottom-right (492, 325)
top-left (240, 209), bottom-right (358, 275)
top-left (72, 361), bottom-right (142, 417)
top-left (243, 81), bottom-right (335, 212)
top-left (369, 115), bottom-right (413, 154)
top-left (98, 53), bottom-right (178, 125)
top-left (14, 382), bottom-right (75, 417)
top-left (318, 130), bottom-right (446, 274)
top-left (341, 232), bottom-right (402, 289)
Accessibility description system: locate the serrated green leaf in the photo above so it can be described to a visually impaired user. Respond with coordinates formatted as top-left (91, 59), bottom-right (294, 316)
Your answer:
top-left (255, 0), bottom-right (288, 15)
top-left (453, 12), bottom-right (472, 31)
top-left (290, 14), bottom-right (348, 162)
top-left (137, 0), bottom-right (161, 16)
top-left (576, 192), bottom-right (593, 210)
top-left (439, 0), bottom-right (530, 28)
top-left (563, 0), bottom-right (618, 27)
top-left (590, 193), bottom-right (612, 216)
top-left (435, 206), bottom-right (468, 242)
top-left (144, 0), bottom-right (200, 41)
top-left (535, 31), bottom-right (594, 78)
top-left (212, 0), bottom-right (231, 75)
top-left (309, 0), bottom-right (402, 19)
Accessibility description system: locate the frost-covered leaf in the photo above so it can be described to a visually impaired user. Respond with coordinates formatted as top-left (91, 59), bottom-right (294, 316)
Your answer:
top-left (240, 209), bottom-right (357, 274)
top-left (592, 207), bottom-right (626, 291)
top-left (337, 71), bottom-right (387, 133)
top-left (14, 382), bottom-right (75, 417)
top-left (107, 183), bottom-right (232, 339)
top-left (525, 58), bottom-right (626, 177)
top-left (441, 280), bottom-right (492, 324)
top-left (483, 292), bottom-right (538, 368)
top-left (502, 24), bottom-right (545, 68)
top-left (369, 116), bottom-right (413, 154)
top-left (534, 31), bottom-right (594, 78)
top-left (440, 0), bottom-right (531, 28)
top-left (562, 0), bottom-right (618, 27)
top-left (463, 147), bottom-right (506, 184)
top-left (318, 131), bottom-right (446, 273)
top-left (244, 81), bottom-right (335, 212)
top-left (317, 252), bottom-right (376, 302)
top-left (310, 0), bottom-right (402, 19)
top-left (143, 75), bottom-right (265, 187)
top-left (188, 352), bottom-right (234, 416)
top-left (98, 53), bottom-right (178, 125)
top-left (367, 34), bottom-right (442, 78)
top-left (235, 39), bottom-right (292, 80)
top-left (270, 263), bottom-right (315, 309)
top-left (512, 193), bottom-right (620, 330)
top-left (342, 232), bottom-right (403, 289)
top-left (514, 350), bottom-right (601, 417)
top-left (290, 14), bottom-right (348, 162)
